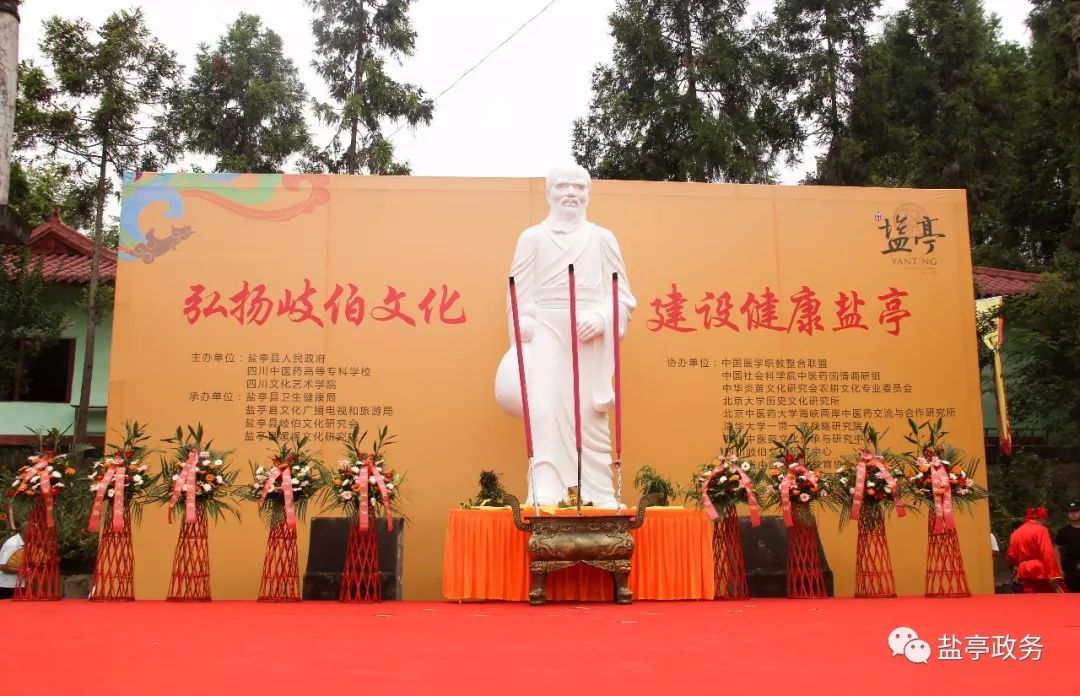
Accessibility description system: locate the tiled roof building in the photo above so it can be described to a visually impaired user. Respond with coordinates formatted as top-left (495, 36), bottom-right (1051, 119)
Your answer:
top-left (22, 210), bottom-right (116, 284)
top-left (972, 265), bottom-right (1040, 298)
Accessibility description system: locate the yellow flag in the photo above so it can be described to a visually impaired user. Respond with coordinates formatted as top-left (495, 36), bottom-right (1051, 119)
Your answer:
top-left (975, 296), bottom-right (1011, 454)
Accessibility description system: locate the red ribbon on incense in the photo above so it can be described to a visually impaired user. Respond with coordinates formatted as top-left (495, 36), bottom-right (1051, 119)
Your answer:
top-left (259, 456), bottom-right (297, 529)
top-left (87, 457), bottom-right (127, 533)
top-left (508, 277), bottom-right (533, 458)
top-left (568, 265), bottom-right (582, 454)
top-left (612, 272), bottom-right (622, 460)
top-left (168, 451), bottom-right (200, 524)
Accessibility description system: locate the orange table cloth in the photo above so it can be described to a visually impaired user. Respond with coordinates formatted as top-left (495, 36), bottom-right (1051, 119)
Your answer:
top-left (441, 507), bottom-right (715, 601)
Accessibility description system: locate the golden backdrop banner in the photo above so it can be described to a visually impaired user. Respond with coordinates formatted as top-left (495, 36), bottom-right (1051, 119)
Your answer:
top-left (110, 173), bottom-right (990, 598)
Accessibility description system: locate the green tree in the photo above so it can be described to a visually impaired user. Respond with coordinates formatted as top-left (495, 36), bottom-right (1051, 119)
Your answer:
top-left (177, 13), bottom-right (310, 173)
top-left (572, 0), bottom-right (801, 183)
top-left (23, 10), bottom-right (183, 445)
top-left (768, 0), bottom-right (881, 184)
top-left (13, 60), bottom-right (77, 155)
top-left (836, 1), bottom-right (1028, 258)
top-left (0, 247), bottom-right (68, 400)
top-left (1002, 249), bottom-right (1080, 446)
top-left (7, 161), bottom-right (96, 230)
top-left (10, 60), bottom-right (97, 231)
top-left (303, 0), bottom-right (433, 174)
top-left (1012, 0), bottom-right (1080, 259)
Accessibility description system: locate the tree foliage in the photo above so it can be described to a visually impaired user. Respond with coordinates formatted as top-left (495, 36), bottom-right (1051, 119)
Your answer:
top-left (303, 0), bottom-right (433, 174)
top-left (834, 1), bottom-right (1029, 257)
top-left (1002, 249), bottom-right (1080, 445)
top-left (23, 9), bottom-right (183, 445)
top-left (573, 0), bottom-right (801, 183)
top-left (176, 13), bottom-right (310, 173)
top-left (7, 161), bottom-right (96, 230)
top-left (0, 247), bottom-right (68, 400)
top-left (767, 0), bottom-right (882, 184)
top-left (1016, 0), bottom-right (1080, 257)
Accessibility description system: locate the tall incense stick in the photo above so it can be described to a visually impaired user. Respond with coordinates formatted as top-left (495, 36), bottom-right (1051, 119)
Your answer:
top-left (508, 277), bottom-right (539, 516)
top-left (568, 264), bottom-right (583, 515)
top-left (612, 271), bottom-right (623, 509)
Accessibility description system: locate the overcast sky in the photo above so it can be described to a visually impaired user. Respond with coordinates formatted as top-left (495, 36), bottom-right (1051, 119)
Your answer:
top-left (17, 0), bottom-right (1034, 183)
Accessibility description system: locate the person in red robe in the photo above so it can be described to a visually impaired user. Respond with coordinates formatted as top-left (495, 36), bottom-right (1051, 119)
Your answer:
top-left (1008, 507), bottom-right (1066, 593)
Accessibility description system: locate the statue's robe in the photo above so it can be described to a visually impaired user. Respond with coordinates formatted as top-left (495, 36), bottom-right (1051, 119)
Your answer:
top-left (495, 220), bottom-right (635, 506)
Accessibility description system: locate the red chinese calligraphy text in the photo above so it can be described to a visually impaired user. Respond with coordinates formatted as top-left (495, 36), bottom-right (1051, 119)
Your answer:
top-left (878, 287), bottom-right (911, 336)
top-left (647, 283), bottom-right (696, 333)
top-left (372, 286), bottom-right (417, 326)
top-left (695, 291), bottom-right (739, 331)
top-left (419, 285), bottom-right (467, 325)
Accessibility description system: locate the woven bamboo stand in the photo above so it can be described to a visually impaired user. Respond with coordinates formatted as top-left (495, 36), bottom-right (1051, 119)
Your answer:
top-left (339, 518), bottom-right (381, 603)
top-left (924, 512), bottom-right (970, 597)
top-left (258, 519), bottom-right (301, 602)
top-left (167, 506), bottom-right (211, 601)
top-left (712, 507), bottom-right (748, 600)
top-left (90, 507), bottom-right (135, 601)
top-left (786, 506), bottom-right (827, 599)
top-left (13, 499), bottom-right (61, 601)
top-left (853, 504), bottom-right (896, 598)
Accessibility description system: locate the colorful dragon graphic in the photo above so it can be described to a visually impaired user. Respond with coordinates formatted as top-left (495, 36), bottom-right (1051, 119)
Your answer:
top-left (119, 172), bottom-right (330, 263)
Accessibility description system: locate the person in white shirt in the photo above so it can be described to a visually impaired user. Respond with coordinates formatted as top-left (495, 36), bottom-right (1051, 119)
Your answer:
top-left (0, 520), bottom-right (28, 599)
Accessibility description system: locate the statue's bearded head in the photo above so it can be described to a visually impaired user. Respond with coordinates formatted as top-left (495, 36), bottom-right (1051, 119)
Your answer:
top-left (545, 163), bottom-right (590, 229)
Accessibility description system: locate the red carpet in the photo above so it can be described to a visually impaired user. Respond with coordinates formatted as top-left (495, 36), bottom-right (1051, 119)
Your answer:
top-left (4, 596), bottom-right (1074, 694)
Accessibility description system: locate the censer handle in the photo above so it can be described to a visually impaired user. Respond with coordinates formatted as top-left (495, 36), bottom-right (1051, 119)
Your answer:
top-left (502, 493), bottom-right (530, 532)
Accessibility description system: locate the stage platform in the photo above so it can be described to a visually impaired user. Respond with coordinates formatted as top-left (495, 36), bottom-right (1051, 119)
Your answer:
top-left (4, 595), bottom-right (1072, 693)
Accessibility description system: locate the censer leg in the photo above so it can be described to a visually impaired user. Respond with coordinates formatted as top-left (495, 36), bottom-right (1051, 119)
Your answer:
top-left (613, 569), bottom-right (632, 605)
top-left (529, 567), bottom-right (546, 606)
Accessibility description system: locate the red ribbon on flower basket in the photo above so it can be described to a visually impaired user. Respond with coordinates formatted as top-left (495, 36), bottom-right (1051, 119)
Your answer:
top-left (702, 459), bottom-right (760, 527)
top-left (779, 472), bottom-right (795, 527)
top-left (259, 458), bottom-right (297, 529)
top-left (18, 456), bottom-right (56, 528)
top-left (779, 463), bottom-right (817, 528)
top-left (88, 457), bottom-right (127, 533)
top-left (356, 459), bottom-right (393, 533)
top-left (168, 451), bottom-right (199, 524)
top-left (850, 451), bottom-right (907, 522)
top-left (929, 458), bottom-right (955, 533)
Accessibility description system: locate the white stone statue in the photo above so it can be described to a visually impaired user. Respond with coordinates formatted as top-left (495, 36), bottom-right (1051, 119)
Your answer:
top-left (495, 163), bottom-right (636, 507)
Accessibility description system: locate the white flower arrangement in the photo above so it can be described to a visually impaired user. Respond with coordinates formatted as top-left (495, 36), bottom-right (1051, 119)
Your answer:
top-left (10, 449), bottom-right (74, 498)
top-left (89, 454), bottom-right (151, 496)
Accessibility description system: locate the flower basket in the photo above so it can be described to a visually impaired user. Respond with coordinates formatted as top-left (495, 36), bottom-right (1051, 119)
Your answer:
top-left (239, 428), bottom-right (324, 602)
top-left (91, 506), bottom-right (135, 601)
top-left (827, 425), bottom-right (908, 598)
top-left (150, 424), bottom-right (240, 601)
top-left (901, 419), bottom-right (986, 598)
top-left (6, 434), bottom-right (79, 601)
top-left (760, 425), bottom-right (834, 599)
top-left (15, 498), bottom-right (62, 601)
top-left (687, 426), bottom-right (764, 600)
top-left (318, 425), bottom-right (404, 603)
top-left (88, 421), bottom-right (157, 601)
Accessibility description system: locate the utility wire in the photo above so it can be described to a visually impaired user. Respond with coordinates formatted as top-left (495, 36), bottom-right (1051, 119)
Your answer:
top-left (385, 0), bottom-right (558, 140)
